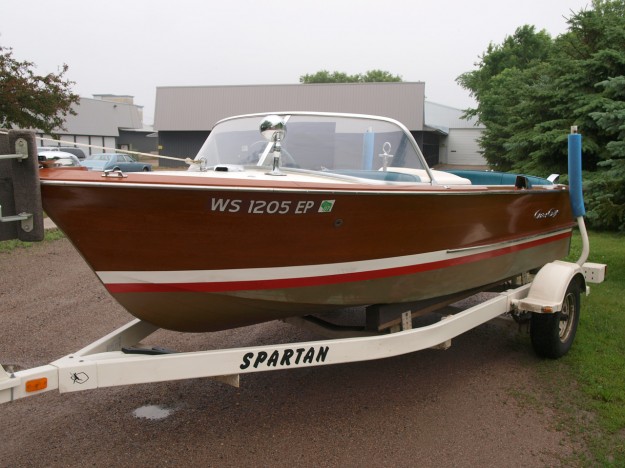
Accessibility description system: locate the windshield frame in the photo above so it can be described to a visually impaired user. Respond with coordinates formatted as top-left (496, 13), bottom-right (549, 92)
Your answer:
top-left (193, 112), bottom-right (437, 184)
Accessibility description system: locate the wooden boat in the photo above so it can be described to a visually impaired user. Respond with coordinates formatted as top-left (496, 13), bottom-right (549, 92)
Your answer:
top-left (39, 112), bottom-right (576, 332)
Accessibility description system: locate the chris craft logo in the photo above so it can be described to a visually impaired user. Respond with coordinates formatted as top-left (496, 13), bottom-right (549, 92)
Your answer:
top-left (534, 208), bottom-right (560, 219)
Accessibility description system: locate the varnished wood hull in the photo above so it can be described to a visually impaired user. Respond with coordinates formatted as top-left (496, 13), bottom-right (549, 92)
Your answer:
top-left (40, 169), bottom-right (575, 332)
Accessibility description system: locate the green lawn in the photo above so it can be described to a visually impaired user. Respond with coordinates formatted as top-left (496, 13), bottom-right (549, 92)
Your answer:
top-left (0, 228), bottom-right (64, 253)
top-left (551, 230), bottom-right (625, 465)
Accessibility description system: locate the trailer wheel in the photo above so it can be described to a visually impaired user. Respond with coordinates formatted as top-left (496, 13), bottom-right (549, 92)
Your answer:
top-left (530, 278), bottom-right (581, 359)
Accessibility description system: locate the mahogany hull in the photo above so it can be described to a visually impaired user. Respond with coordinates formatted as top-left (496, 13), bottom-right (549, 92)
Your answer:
top-left (40, 169), bottom-right (575, 332)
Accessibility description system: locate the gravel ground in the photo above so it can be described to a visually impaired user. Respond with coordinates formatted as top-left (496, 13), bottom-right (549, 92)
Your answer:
top-left (0, 238), bottom-right (583, 467)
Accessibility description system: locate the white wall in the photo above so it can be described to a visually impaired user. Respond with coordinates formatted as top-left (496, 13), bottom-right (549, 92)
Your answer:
top-left (445, 128), bottom-right (486, 166)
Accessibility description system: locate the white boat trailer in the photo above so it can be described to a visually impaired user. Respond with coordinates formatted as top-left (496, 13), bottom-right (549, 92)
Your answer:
top-left (0, 256), bottom-right (606, 404)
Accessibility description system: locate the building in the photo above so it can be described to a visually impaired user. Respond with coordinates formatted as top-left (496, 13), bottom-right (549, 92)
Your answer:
top-left (153, 82), bottom-right (485, 168)
top-left (425, 101), bottom-right (486, 167)
top-left (35, 95), bottom-right (156, 156)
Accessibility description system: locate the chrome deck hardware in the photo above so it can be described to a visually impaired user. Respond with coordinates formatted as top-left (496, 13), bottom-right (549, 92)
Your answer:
top-left (102, 169), bottom-right (128, 178)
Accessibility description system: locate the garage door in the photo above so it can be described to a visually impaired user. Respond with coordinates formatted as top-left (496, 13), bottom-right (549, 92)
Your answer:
top-left (447, 129), bottom-right (486, 166)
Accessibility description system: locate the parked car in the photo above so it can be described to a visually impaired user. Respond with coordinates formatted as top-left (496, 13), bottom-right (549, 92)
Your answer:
top-left (38, 146), bottom-right (86, 159)
top-left (37, 150), bottom-right (82, 167)
top-left (80, 153), bottom-right (152, 172)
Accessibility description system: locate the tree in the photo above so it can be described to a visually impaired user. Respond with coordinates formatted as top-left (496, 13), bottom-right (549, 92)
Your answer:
top-left (456, 0), bottom-right (625, 230)
top-left (457, 25), bottom-right (553, 122)
top-left (359, 70), bottom-right (403, 82)
top-left (0, 46), bottom-right (79, 134)
top-left (586, 76), bottom-right (625, 230)
top-left (300, 69), bottom-right (402, 83)
top-left (456, 25), bottom-right (555, 170)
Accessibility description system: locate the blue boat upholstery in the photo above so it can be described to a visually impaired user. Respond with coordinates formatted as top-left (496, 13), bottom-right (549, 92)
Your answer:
top-left (327, 170), bottom-right (421, 182)
top-left (444, 170), bottom-right (553, 186)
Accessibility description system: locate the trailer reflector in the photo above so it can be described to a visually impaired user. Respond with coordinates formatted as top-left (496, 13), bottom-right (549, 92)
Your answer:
top-left (25, 378), bottom-right (47, 393)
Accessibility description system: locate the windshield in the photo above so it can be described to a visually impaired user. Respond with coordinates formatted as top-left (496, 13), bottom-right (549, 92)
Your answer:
top-left (192, 114), bottom-right (428, 172)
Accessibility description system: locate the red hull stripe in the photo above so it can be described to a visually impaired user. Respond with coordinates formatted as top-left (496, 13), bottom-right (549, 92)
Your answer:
top-left (105, 232), bottom-right (571, 294)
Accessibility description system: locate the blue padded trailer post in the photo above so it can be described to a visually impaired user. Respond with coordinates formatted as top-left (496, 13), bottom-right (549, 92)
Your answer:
top-left (568, 127), bottom-right (585, 218)
top-left (568, 126), bottom-right (590, 265)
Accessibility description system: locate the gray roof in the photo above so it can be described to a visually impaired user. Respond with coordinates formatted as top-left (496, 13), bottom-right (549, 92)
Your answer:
top-left (154, 82), bottom-right (426, 132)
top-left (54, 97), bottom-right (143, 136)
top-left (424, 101), bottom-right (483, 131)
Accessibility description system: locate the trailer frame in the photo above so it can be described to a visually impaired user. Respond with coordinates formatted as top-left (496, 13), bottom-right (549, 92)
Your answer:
top-left (0, 259), bottom-right (605, 404)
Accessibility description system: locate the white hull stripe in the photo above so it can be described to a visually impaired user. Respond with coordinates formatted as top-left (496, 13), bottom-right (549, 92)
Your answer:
top-left (40, 178), bottom-right (550, 196)
top-left (100, 230), bottom-right (571, 294)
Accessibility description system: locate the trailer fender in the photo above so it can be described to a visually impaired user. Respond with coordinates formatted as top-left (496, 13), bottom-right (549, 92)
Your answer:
top-left (516, 261), bottom-right (586, 314)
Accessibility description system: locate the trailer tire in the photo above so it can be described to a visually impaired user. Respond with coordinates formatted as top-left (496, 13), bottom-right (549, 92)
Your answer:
top-left (530, 278), bottom-right (581, 359)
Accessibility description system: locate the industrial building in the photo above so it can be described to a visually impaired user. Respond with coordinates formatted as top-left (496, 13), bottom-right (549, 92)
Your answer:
top-left (34, 95), bottom-right (156, 156)
top-left (153, 82), bottom-right (485, 168)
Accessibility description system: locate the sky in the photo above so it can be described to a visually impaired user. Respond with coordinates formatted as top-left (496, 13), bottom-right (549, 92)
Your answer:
top-left (0, 0), bottom-right (592, 125)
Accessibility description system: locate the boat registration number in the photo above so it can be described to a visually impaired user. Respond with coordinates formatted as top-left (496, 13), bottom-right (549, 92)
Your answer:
top-left (210, 198), bottom-right (335, 215)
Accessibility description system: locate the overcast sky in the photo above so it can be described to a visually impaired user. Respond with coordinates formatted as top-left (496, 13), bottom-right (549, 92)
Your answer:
top-left (1, 0), bottom-right (591, 125)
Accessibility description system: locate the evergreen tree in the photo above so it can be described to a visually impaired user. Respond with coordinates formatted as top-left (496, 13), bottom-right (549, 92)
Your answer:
top-left (457, 0), bottom-right (625, 230)
top-left (587, 76), bottom-right (625, 230)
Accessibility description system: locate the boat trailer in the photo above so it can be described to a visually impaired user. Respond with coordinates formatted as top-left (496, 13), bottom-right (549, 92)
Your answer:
top-left (0, 128), bottom-right (607, 404)
top-left (0, 261), bottom-right (606, 404)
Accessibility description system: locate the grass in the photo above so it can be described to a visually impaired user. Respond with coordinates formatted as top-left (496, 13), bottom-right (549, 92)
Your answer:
top-left (0, 228), bottom-right (65, 253)
top-left (541, 229), bottom-right (625, 465)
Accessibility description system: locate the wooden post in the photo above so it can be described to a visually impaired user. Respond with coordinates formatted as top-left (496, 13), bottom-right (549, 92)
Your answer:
top-left (0, 130), bottom-right (44, 242)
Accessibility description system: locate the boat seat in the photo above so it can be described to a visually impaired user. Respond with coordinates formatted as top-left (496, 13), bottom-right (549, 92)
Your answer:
top-left (327, 170), bottom-right (421, 182)
top-left (388, 168), bottom-right (472, 185)
top-left (444, 170), bottom-right (554, 186)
